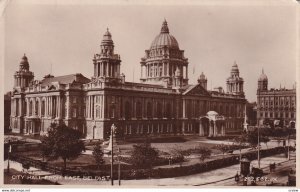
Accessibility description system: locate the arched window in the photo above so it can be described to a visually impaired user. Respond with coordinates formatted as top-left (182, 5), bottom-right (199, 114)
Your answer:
top-left (24, 101), bottom-right (27, 116)
top-left (147, 102), bottom-right (152, 118)
top-left (15, 99), bottom-right (19, 116)
top-left (29, 100), bottom-right (33, 116)
top-left (136, 101), bottom-right (142, 118)
top-left (41, 100), bottom-right (45, 116)
top-left (125, 101), bottom-right (131, 119)
top-left (35, 100), bottom-right (39, 115)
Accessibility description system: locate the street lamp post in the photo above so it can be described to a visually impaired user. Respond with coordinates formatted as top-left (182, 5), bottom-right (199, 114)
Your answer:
top-left (7, 140), bottom-right (11, 174)
top-left (118, 147), bottom-right (121, 186)
top-left (287, 133), bottom-right (290, 160)
top-left (110, 124), bottom-right (117, 186)
top-left (257, 126), bottom-right (260, 168)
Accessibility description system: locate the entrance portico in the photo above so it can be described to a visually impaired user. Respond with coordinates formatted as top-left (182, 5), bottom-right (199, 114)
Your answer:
top-left (25, 116), bottom-right (40, 135)
top-left (199, 111), bottom-right (225, 137)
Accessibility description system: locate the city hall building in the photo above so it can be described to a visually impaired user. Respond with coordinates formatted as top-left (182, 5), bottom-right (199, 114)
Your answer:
top-left (10, 20), bottom-right (246, 139)
top-left (256, 70), bottom-right (296, 128)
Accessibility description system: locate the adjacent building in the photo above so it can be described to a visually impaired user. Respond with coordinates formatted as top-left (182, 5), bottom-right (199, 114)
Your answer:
top-left (256, 70), bottom-right (296, 128)
top-left (4, 92), bottom-right (12, 133)
top-left (10, 20), bottom-right (246, 139)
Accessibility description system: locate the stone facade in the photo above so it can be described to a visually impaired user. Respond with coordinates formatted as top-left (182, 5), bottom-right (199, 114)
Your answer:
top-left (256, 70), bottom-right (296, 128)
top-left (10, 20), bottom-right (246, 139)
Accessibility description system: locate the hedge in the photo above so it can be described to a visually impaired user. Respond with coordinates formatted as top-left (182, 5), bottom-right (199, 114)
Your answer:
top-left (10, 146), bottom-right (286, 180)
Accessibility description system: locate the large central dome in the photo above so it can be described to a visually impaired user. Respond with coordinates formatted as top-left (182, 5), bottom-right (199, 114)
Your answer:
top-left (150, 20), bottom-right (179, 50)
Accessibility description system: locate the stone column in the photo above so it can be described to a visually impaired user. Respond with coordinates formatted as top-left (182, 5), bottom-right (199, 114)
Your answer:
top-left (26, 98), bottom-right (29, 116)
top-left (57, 95), bottom-right (60, 118)
top-left (32, 98), bottom-right (36, 116)
top-left (106, 63), bottom-right (109, 77)
top-left (88, 96), bottom-right (90, 118)
top-left (50, 96), bottom-right (53, 118)
top-left (44, 97), bottom-right (47, 117)
top-left (213, 121), bottom-right (217, 136)
top-left (221, 123), bottom-right (225, 136)
top-left (66, 96), bottom-right (70, 119)
top-left (199, 121), bottom-right (203, 136)
top-left (92, 95), bottom-right (94, 119)
top-left (183, 99), bottom-right (186, 118)
top-left (209, 121), bottom-right (213, 137)
top-left (48, 97), bottom-right (50, 117)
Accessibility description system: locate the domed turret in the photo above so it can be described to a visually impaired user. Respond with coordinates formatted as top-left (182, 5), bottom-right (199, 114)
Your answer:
top-left (198, 72), bottom-right (207, 90)
top-left (258, 69), bottom-right (268, 81)
top-left (14, 54), bottom-right (34, 88)
top-left (231, 61), bottom-right (239, 77)
top-left (101, 28), bottom-right (113, 45)
top-left (226, 61), bottom-right (244, 95)
top-left (93, 29), bottom-right (121, 81)
top-left (258, 69), bottom-right (268, 91)
top-left (19, 54), bottom-right (29, 71)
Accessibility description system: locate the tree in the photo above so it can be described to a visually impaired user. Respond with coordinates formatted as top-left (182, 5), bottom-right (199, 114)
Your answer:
top-left (41, 123), bottom-right (85, 170)
top-left (214, 144), bottom-right (229, 158)
top-left (198, 147), bottom-right (212, 162)
top-left (234, 133), bottom-right (249, 160)
top-left (92, 141), bottom-right (105, 169)
top-left (129, 139), bottom-right (158, 169)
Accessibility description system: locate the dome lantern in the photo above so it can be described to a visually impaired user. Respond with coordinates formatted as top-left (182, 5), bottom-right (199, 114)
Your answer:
top-left (161, 19), bottom-right (169, 34)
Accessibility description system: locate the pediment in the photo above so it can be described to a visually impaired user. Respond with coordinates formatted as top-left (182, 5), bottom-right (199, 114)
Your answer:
top-left (183, 84), bottom-right (210, 97)
top-left (48, 85), bottom-right (56, 90)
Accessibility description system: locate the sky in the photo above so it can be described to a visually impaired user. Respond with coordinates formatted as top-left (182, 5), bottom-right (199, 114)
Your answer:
top-left (3, 0), bottom-right (298, 102)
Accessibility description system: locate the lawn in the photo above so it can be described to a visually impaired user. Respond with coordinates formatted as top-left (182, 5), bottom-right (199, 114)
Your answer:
top-left (15, 137), bottom-right (237, 171)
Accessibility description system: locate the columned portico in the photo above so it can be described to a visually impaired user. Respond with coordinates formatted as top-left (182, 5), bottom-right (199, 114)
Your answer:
top-left (199, 111), bottom-right (226, 137)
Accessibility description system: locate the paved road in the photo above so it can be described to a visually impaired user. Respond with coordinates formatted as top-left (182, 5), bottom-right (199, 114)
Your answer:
top-left (204, 158), bottom-right (296, 186)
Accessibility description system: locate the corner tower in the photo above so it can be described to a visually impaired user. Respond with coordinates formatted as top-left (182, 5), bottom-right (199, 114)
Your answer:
top-left (226, 61), bottom-right (244, 95)
top-left (198, 72), bottom-right (207, 90)
top-left (14, 54), bottom-right (34, 89)
top-left (140, 20), bottom-right (189, 87)
top-left (93, 29), bottom-right (121, 81)
top-left (257, 69), bottom-right (268, 92)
